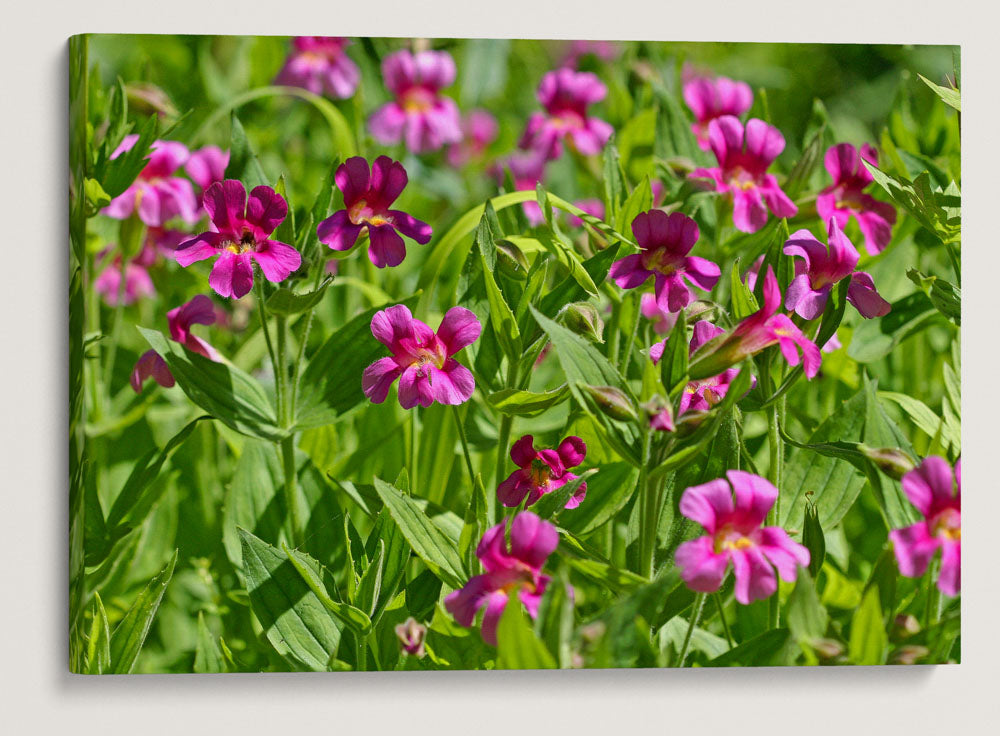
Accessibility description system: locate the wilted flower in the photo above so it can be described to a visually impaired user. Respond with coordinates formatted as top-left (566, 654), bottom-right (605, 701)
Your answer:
top-left (690, 116), bottom-right (797, 233)
top-left (447, 109), bottom-right (499, 167)
top-left (675, 470), bottom-right (810, 604)
top-left (682, 75), bottom-right (753, 150)
top-left (445, 511), bottom-right (559, 646)
top-left (102, 135), bottom-right (199, 227)
top-left (608, 210), bottom-right (720, 312)
top-left (369, 49), bottom-right (462, 153)
top-left (174, 180), bottom-right (301, 299)
top-left (889, 456), bottom-right (961, 596)
top-left (131, 294), bottom-right (221, 392)
top-left (394, 617), bottom-right (427, 658)
top-left (317, 156), bottom-right (432, 268)
top-left (362, 304), bottom-right (481, 409)
top-left (498, 435), bottom-right (588, 509)
top-left (275, 37), bottom-right (359, 99)
top-left (817, 143), bottom-right (897, 255)
top-left (784, 219), bottom-right (890, 320)
top-left (520, 68), bottom-right (613, 160)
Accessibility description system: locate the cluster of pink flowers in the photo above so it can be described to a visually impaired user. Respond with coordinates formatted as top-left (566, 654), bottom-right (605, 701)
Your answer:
top-left (275, 37), bottom-right (359, 100)
top-left (520, 68), bottom-right (613, 161)
top-left (131, 294), bottom-right (221, 392)
top-left (682, 73), bottom-right (754, 150)
top-left (818, 143), bottom-right (897, 255)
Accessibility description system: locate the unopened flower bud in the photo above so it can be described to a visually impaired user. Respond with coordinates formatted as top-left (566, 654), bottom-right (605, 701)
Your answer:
top-left (126, 82), bottom-right (179, 119)
top-left (394, 616), bottom-right (427, 658)
top-left (641, 396), bottom-right (675, 433)
top-left (583, 384), bottom-right (638, 422)
top-left (810, 637), bottom-right (844, 660)
top-left (893, 614), bottom-right (921, 639)
top-left (859, 445), bottom-right (916, 480)
top-left (496, 239), bottom-right (529, 279)
top-left (890, 645), bottom-right (929, 665)
top-left (560, 302), bottom-right (605, 343)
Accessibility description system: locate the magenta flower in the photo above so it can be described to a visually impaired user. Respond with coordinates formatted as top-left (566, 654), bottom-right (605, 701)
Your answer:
top-left (369, 49), bottom-right (462, 153)
top-left (652, 320), bottom-right (745, 415)
top-left (520, 68), bottom-right (613, 160)
top-left (675, 470), bottom-right (809, 604)
top-left (491, 152), bottom-right (548, 226)
top-left (683, 75), bottom-right (753, 151)
top-left (447, 109), bottom-right (499, 167)
top-left (641, 293), bottom-right (679, 336)
top-left (185, 145), bottom-right (229, 205)
top-left (94, 252), bottom-right (155, 306)
top-left (275, 36), bottom-right (359, 100)
top-left (608, 210), bottom-right (720, 312)
top-left (890, 456), bottom-right (961, 596)
top-left (445, 511), bottom-right (559, 646)
top-left (817, 143), bottom-right (897, 255)
top-left (497, 435), bottom-right (588, 510)
top-left (363, 304), bottom-right (481, 409)
top-left (174, 180), bottom-right (301, 300)
top-left (317, 156), bottom-right (432, 268)
top-left (131, 294), bottom-right (221, 392)
top-left (690, 116), bottom-right (798, 233)
top-left (102, 135), bottom-right (199, 227)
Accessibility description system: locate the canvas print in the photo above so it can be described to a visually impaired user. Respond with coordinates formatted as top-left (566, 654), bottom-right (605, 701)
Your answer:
top-left (68, 34), bottom-right (961, 673)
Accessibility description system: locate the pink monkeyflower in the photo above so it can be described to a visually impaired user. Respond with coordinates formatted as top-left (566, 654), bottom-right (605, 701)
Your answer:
top-left (675, 470), bottom-right (810, 604)
top-left (491, 152), bottom-right (547, 227)
top-left (185, 145), bottom-right (230, 205)
top-left (651, 320), bottom-right (746, 415)
top-left (102, 135), bottom-right (199, 227)
top-left (784, 219), bottom-right (891, 320)
top-left (447, 109), bottom-right (499, 167)
top-left (445, 511), bottom-right (559, 646)
top-left (648, 401), bottom-right (676, 433)
top-left (561, 40), bottom-right (620, 68)
top-left (275, 37), bottom-right (359, 100)
top-left (608, 210), bottom-right (720, 313)
top-left (889, 456), bottom-right (961, 596)
top-left (690, 116), bottom-right (798, 233)
top-left (520, 68), bottom-right (613, 160)
top-left (94, 259), bottom-right (155, 306)
top-left (641, 293), bottom-right (679, 336)
top-left (362, 304), bottom-right (481, 409)
top-left (317, 156), bottom-right (432, 268)
top-left (131, 294), bottom-right (221, 392)
top-left (567, 198), bottom-right (605, 228)
top-left (174, 180), bottom-right (301, 300)
top-left (683, 75), bottom-right (754, 151)
top-left (370, 49), bottom-right (462, 153)
top-left (497, 435), bottom-right (588, 510)
top-left (817, 143), bottom-right (897, 255)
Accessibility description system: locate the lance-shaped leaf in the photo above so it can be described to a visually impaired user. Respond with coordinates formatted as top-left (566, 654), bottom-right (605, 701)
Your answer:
top-left (496, 600), bottom-right (557, 670)
top-left (109, 550), bottom-right (177, 674)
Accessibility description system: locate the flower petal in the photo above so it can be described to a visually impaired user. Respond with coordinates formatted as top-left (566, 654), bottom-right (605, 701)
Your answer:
top-left (367, 224), bottom-right (407, 268)
top-left (317, 210), bottom-right (363, 252)
top-left (388, 210), bottom-right (432, 244)
top-left (246, 186), bottom-right (288, 236)
top-left (437, 307), bottom-right (482, 354)
top-left (675, 536), bottom-right (728, 593)
top-left (209, 251), bottom-right (254, 299)
top-left (253, 239), bottom-right (301, 284)
top-left (362, 357), bottom-right (401, 404)
top-left (203, 180), bottom-right (247, 238)
top-left (679, 478), bottom-right (734, 535)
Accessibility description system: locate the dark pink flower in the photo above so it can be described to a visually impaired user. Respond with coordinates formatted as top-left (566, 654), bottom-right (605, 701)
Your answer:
top-left (131, 294), bottom-right (220, 392)
top-left (174, 180), bottom-right (301, 300)
top-left (497, 435), bottom-right (588, 509)
top-left (102, 135), bottom-right (199, 227)
top-left (690, 116), bottom-right (797, 233)
top-left (683, 75), bottom-right (753, 151)
top-left (317, 156), bottom-right (432, 268)
top-left (275, 37), bottom-right (359, 100)
top-left (890, 456), bottom-right (961, 596)
top-left (817, 143), bottom-right (897, 255)
top-left (608, 210), bottom-right (720, 312)
top-left (445, 511), bottom-right (559, 646)
top-left (520, 68), bottom-right (613, 160)
top-left (784, 219), bottom-right (891, 320)
top-left (185, 145), bottom-right (230, 205)
top-left (363, 304), bottom-right (481, 409)
top-left (675, 470), bottom-right (809, 604)
top-left (370, 49), bottom-right (462, 153)
top-left (447, 109), bottom-right (499, 167)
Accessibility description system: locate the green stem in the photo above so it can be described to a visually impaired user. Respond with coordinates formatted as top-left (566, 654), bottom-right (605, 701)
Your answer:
top-left (281, 435), bottom-right (302, 546)
top-left (677, 593), bottom-right (707, 667)
top-left (493, 357), bottom-right (520, 523)
top-left (101, 252), bottom-right (131, 398)
top-left (620, 291), bottom-right (642, 381)
top-left (452, 405), bottom-right (475, 486)
top-left (766, 372), bottom-right (783, 630)
top-left (637, 423), bottom-right (655, 579)
top-left (255, 280), bottom-right (278, 392)
top-left (715, 593), bottom-right (734, 649)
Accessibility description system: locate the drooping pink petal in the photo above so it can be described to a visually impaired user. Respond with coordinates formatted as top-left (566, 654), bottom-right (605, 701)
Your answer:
top-left (131, 350), bottom-right (174, 392)
top-left (847, 272), bottom-right (891, 318)
top-left (497, 471), bottom-right (531, 507)
top-left (362, 357), bottom-right (402, 404)
top-left (889, 523), bottom-right (939, 578)
top-left (679, 478), bottom-right (735, 535)
top-left (675, 536), bottom-right (728, 593)
top-left (397, 365), bottom-right (434, 409)
top-left (367, 224), bottom-right (407, 268)
top-left (253, 239), bottom-right (301, 283)
top-left (730, 546), bottom-right (778, 604)
top-left (479, 591), bottom-right (510, 647)
top-left (937, 539), bottom-right (961, 596)
top-left (731, 187), bottom-right (768, 233)
top-left (209, 251), bottom-right (255, 299)
top-left (556, 436), bottom-right (586, 469)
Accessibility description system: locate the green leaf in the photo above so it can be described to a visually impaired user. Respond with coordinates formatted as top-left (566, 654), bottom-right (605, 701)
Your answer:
top-left (560, 461), bottom-right (640, 535)
top-left (194, 611), bottom-right (225, 674)
top-left (602, 137), bottom-right (625, 224)
top-left (371, 477), bottom-right (466, 589)
top-left (617, 176), bottom-right (653, 236)
top-left (786, 572), bottom-right (828, 644)
top-left (265, 276), bottom-right (333, 317)
top-left (862, 161), bottom-right (960, 244)
top-left (906, 268), bottom-right (960, 324)
top-left (225, 112), bottom-right (268, 189)
top-left (281, 543), bottom-right (372, 636)
top-left (486, 385), bottom-right (570, 416)
top-left (918, 73), bottom-right (961, 111)
top-left (730, 258), bottom-right (759, 320)
top-left (239, 529), bottom-right (342, 670)
top-left (707, 629), bottom-right (791, 667)
top-left (100, 115), bottom-right (157, 199)
top-left (848, 292), bottom-right (941, 363)
top-left (459, 473), bottom-right (490, 572)
top-left (85, 592), bottom-right (112, 675)
top-left (849, 586), bottom-right (888, 665)
top-left (802, 502), bottom-right (826, 579)
top-left (496, 600), bottom-right (557, 669)
top-left (477, 205), bottom-right (521, 359)
top-left (563, 557), bottom-right (646, 594)
top-left (880, 391), bottom-right (958, 451)
top-left (139, 327), bottom-right (284, 441)
top-left (84, 177), bottom-right (111, 213)
top-left (659, 308), bottom-right (689, 395)
top-left (109, 551), bottom-right (177, 674)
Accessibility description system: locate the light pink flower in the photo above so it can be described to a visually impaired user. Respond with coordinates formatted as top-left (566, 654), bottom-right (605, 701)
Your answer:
top-left (447, 109), bottom-right (499, 167)
top-left (131, 294), bottom-right (221, 392)
top-left (275, 37), bottom-right (359, 99)
top-left (520, 68), bottom-right (613, 160)
top-left (497, 435), bottom-right (588, 509)
top-left (690, 116), bottom-right (797, 233)
top-left (890, 456), bottom-right (961, 596)
top-left (317, 156), bottom-right (432, 268)
top-left (363, 304), bottom-right (481, 409)
top-left (102, 135), bottom-right (199, 227)
top-left (641, 293), bottom-right (679, 336)
top-left (94, 256), bottom-right (155, 306)
top-left (445, 511), bottom-right (559, 646)
top-left (370, 49), bottom-right (462, 153)
top-left (675, 470), bottom-right (809, 604)
top-left (174, 180), bottom-right (301, 299)
top-left (817, 143), bottom-right (897, 255)
top-left (683, 75), bottom-right (753, 150)
top-left (608, 210), bottom-right (720, 312)
top-left (784, 219), bottom-right (891, 320)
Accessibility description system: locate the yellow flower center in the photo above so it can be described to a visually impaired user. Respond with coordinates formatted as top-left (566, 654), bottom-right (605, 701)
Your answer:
top-left (930, 507), bottom-right (961, 541)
